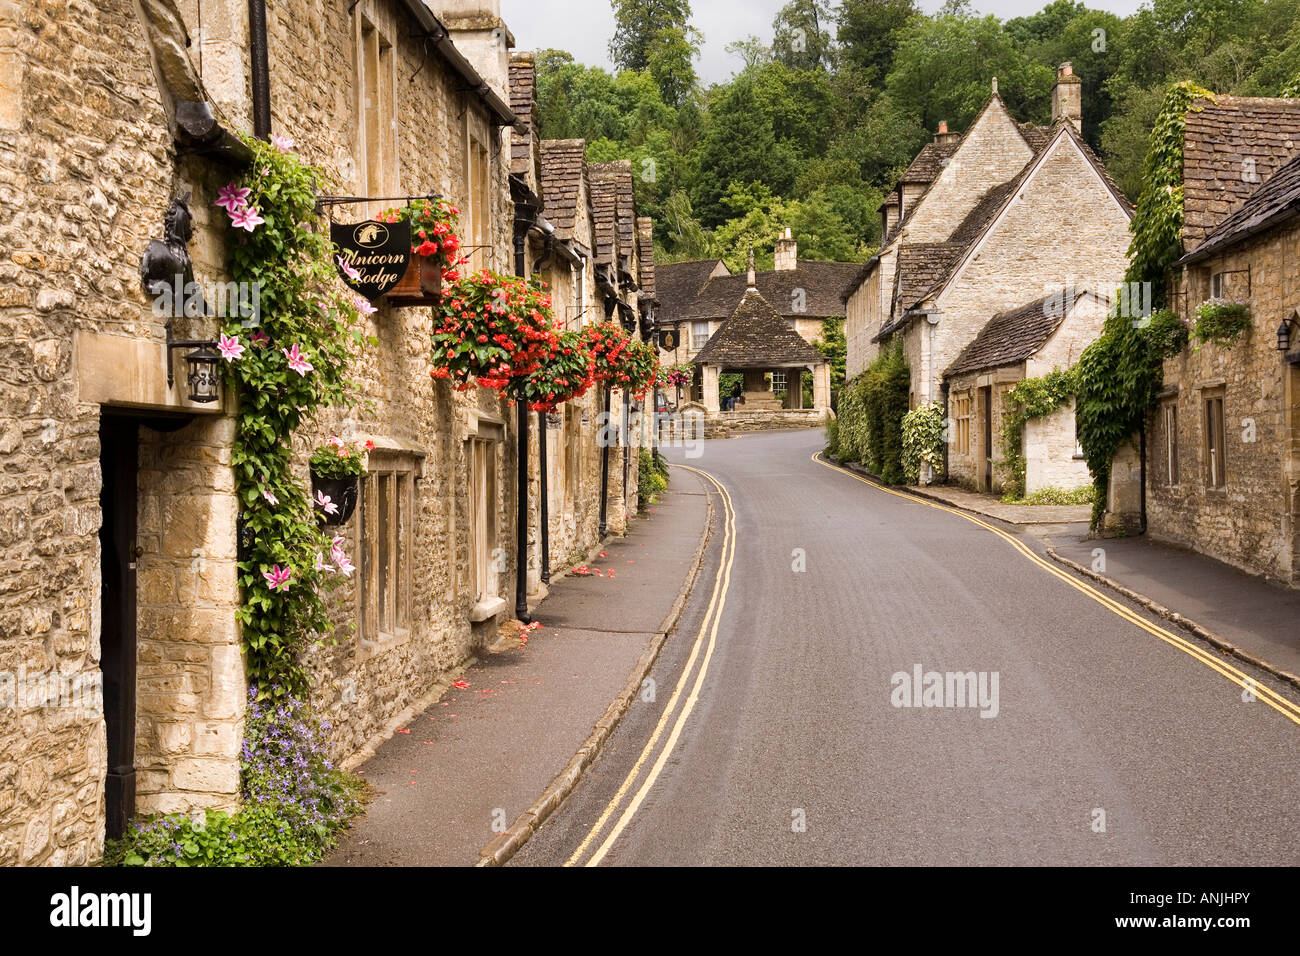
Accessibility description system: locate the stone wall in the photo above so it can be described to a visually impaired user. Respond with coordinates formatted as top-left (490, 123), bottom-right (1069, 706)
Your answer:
top-left (927, 133), bottom-right (1131, 404)
top-left (900, 98), bottom-right (1033, 244)
top-left (1147, 219), bottom-right (1300, 585)
top-left (945, 370), bottom-right (1020, 492)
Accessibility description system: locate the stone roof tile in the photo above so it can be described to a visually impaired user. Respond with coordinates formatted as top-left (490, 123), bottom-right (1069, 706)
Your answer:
top-left (1184, 152), bottom-right (1300, 261)
top-left (1182, 96), bottom-right (1300, 249)
top-left (691, 288), bottom-right (825, 368)
top-left (539, 139), bottom-right (586, 241)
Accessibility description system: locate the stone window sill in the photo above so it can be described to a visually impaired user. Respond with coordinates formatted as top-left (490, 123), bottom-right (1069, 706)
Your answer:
top-left (359, 627), bottom-right (412, 661)
top-left (469, 596), bottom-right (506, 623)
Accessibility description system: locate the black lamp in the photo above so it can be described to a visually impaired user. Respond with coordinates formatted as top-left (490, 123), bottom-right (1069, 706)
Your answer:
top-left (1277, 315), bottom-right (1295, 353)
top-left (165, 320), bottom-right (222, 404)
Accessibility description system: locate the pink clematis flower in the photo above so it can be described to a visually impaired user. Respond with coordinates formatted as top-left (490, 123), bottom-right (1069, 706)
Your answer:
top-left (270, 134), bottom-right (295, 153)
top-left (282, 343), bottom-right (313, 376)
top-left (336, 256), bottom-right (362, 282)
top-left (217, 333), bottom-right (245, 362)
top-left (261, 487), bottom-right (279, 506)
top-left (263, 564), bottom-right (292, 591)
top-left (334, 554), bottom-right (355, 578)
top-left (214, 184), bottom-right (251, 213)
top-left (354, 296), bottom-right (377, 317)
top-left (315, 490), bottom-right (339, 515)
top-left (313, 553), bottom-right (335, 574)
top-left (250, 329), bottom-right (269, 347)
top-left (228, 205), bottom-right (265, 231)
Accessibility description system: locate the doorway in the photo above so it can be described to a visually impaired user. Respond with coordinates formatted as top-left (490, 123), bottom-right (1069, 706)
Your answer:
top-left (99, 413), bottom-right (138, 840)
top-left (981, 386), bottom-right (993, 492)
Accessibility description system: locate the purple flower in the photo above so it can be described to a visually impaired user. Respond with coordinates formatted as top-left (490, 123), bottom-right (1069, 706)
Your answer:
top-left (261, 487), bottom-right (279, 506)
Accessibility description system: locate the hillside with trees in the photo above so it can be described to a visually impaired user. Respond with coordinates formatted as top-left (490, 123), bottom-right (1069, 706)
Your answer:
top-left (536, 0), bottom-right (1300, 271)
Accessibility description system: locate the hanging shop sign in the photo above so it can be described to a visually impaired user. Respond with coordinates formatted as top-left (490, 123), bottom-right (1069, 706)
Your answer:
top-left (331, 219), bottom-right (411, 300)
top-left (658, 327), bottom-right (679, 351)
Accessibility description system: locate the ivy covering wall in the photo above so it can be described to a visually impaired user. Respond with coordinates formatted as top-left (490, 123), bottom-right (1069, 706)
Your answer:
top-left (1074, 81), bottom-right (1212, 527)
top-left (829, 342), bottom-right (910, 484)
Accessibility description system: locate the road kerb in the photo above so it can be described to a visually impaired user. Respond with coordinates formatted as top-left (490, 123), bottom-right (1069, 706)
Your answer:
top-left (476, 470), bottom-right (718, 867)
top-left (1045, 547), bottom-right (1300, 693)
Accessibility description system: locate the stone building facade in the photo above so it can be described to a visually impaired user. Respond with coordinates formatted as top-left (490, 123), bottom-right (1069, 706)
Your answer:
top-left (843, 65), bottom-right (1130, 490)
top-left (945, 289), bottom-right (1108, 493)
top-left (0, 0), bottom-right (668, 865)
top-left (1144, 138), bottom-right (1300, 585)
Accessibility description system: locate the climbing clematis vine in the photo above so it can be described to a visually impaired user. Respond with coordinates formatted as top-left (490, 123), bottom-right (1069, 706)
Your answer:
top-left (228, 205), bottom-right (265, 231)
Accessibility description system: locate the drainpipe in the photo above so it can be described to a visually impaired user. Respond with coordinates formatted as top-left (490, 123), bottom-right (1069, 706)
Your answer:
top-left (512, 186), bottom-right (541, 623)
top-left (538, 408), bottom-right (550, 584)
top-left (1139, 422), bottom-right (1148, 534)
top-left (248, 0), bottom-right (271, 139)
top-left (598, 289), bottom-right (616, 536)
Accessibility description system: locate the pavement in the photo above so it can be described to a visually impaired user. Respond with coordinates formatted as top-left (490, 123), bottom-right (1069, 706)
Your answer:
top-left (1039, 529), bottom-right (1300, 681)
top-left (326, 470), bottom-right (711, 866)
top-left (512, 429), bottom-right (1300, 866)
top-left (905, 482), bottom-right (1092, 525)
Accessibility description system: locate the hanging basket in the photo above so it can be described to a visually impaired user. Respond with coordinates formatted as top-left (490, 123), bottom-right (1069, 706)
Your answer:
top-left (310, 473), bottom-right (359, 526)
top-left (385, 256), bottom-right (442, 306)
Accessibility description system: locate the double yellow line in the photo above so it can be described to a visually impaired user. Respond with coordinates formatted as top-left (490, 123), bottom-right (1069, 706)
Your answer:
top-left (812, 452), bottom-right (1300, 727)
top-left (564, 463), bottom-right (738, 866)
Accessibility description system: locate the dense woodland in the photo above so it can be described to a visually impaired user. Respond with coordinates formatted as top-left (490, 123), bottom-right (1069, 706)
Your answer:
top-left (537, 0), bottom-right (1300, 271)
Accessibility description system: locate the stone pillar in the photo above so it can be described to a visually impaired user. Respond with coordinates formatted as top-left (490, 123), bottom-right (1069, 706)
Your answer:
top-left (1102, 436), bottom-right (1144, 536)
top-left (702, 365), bottom-right (720, 413)
top-left (813, 363), bottom-right (831, 411)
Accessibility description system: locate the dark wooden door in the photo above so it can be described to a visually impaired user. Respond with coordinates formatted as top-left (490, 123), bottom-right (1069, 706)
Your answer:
top-left (982, 387), bottom-right (993, 492)
top-left (99, 414), bottom-right (138, 840)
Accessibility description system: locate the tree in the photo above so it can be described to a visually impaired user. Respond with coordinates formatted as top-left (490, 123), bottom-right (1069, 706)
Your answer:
top-left (772, 0), bottom-right (837, 72)
top-left (884, 7), bottom-right (1054, 131)
top-left (836, 0), bottom-right (918, 88)
top-left (608, 0), bottom-right (701, 106)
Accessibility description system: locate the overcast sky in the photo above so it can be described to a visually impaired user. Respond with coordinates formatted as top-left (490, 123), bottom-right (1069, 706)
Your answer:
top-left (500, 0), bottom-right (1146, 84)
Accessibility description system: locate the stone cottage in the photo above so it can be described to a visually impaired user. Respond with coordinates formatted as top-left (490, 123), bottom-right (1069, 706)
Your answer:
top-left (689, 254), bottom-right (833, 425)
top-left (944, 288), bottom-right (1109, 493)
top-left (509, 58), bottom-right (652, 593)
top-left (0, 0), bottom-right (599, 865)
top-left (656, 232), bottom-right (857, 414)
top-left (1138, 96), bottom-right (1300, 585)
top-left (843, 65), bottom-right (1132, 489)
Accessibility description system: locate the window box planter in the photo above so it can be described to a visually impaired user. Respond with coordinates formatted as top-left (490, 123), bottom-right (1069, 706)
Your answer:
top-left (385, 256), bottom-right (442, 307)
top-left (309, 473), bottom-right (359, 526)
top-left (1192, 298), bottom-right (1251, 347)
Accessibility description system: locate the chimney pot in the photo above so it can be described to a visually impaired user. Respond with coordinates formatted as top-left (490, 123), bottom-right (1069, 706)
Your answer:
top-left (1051, 61), bottom-right (1083, 133)
top-left (937, 121), bottom-right (948, 134)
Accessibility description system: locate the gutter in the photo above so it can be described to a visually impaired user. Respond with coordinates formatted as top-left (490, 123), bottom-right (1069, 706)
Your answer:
top-left (396, 0), bottom-right (521, 129)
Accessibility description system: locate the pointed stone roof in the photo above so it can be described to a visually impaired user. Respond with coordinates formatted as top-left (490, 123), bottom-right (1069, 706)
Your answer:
top-left (692, 288), bottom-right (825, 369)
top-left (1183, 151), bottom-right (1300, 262)
top-left (945, 289), bottom-right (1095, 377)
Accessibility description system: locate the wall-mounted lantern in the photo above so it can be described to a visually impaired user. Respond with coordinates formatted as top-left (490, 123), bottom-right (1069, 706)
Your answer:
top-left (165, 320), bottom-right (221, 403)
top-left (1278, 314), bottom-right (1295, 353)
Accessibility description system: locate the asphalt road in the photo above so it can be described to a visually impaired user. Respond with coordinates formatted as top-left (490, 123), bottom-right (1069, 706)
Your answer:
top-left (513, 429), bottom-right (1300, 866)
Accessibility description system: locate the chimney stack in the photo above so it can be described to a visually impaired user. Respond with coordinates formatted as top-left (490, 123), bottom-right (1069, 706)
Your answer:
top-left (439, 0), bottom-right (514, 103)
top-left (746, 244), bottom-right (756, 289)
top-left (1051, 62), bottom-right (1082, 133)
top-left (774, 227), bottom-right (798, 271)
top-left (933, 120), bottom-right (961, 146)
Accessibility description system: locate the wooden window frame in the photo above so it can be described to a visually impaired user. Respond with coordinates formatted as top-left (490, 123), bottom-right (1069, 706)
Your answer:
top-left (355, 8), bottom-right (398, 217)
top-left (465, 414), bottom-right (505, 621)
top-left (1203, 388), bottom-right (1226, 489)
top-left (1162, 400), bottom-right (1179, 486)
top-left (358, 454), bottom-right (416, 655)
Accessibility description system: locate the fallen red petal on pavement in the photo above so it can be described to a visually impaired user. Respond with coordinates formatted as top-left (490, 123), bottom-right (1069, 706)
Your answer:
top-left (452, 679), bottom-right (470, 689)
top-left (396, 728), bottom-right (410, 734)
